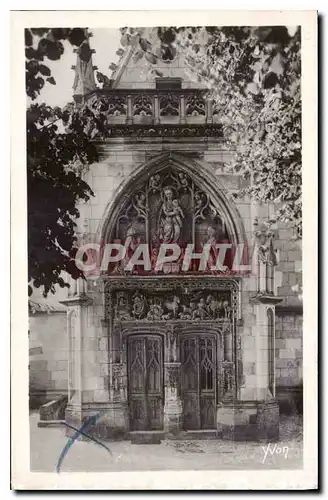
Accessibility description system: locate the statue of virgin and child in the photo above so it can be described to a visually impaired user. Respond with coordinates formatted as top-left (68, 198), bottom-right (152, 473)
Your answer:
top-left (158, 187), bottom-right (184, 244)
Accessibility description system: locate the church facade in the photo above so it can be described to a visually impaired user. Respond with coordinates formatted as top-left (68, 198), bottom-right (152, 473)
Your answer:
top-left (47, 37), bottom-right (303, 441)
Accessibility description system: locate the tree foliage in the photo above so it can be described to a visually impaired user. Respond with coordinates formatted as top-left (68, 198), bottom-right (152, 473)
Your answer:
top-left (26, 28), bottom-right (98, 297)
top-left (120, 26), bottom-right (302, 237)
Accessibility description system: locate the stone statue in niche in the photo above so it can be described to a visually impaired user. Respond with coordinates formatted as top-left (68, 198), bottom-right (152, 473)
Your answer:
top-left (158, 187), bottom-right (184, 244)
top-left (254, 220), bottom-right (277, 266)
top-left (192, 298), bottom-right (211, 320)
top-left (162, 295), bottom-right (180, 320)
top-left (115, 292), bottom-right (131, 320)
top-left (131, 292), bottom-right (147, 319)
top-left (147, 303), bottom-right (164, 321)
top-left (178, 300), bottom-right (197, 320)
top-left (149, 174), bottom-right (161, 193)
top-left (194, 190), bottom-right (206, 216)
top-left (178, 172), bottom-right (189, 190)
top-left (206, 294), bottom-right (219, 318)
top-left (122, 225), bottom-right (141, 269)
top-left (202, 225), bottom-right (221, 270)
top-left (133, 192), bottom-right (147, 216)
top-left (178, 305), bottom-right (193, 320)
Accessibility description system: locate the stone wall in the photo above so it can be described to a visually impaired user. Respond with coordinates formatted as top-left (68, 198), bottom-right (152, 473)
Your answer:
top-left (29, 312), bottom-right (68, 407)
top-left (30, 139), bottom-right (302, 412)
top-left (275, 223), bottom-right (303, 397)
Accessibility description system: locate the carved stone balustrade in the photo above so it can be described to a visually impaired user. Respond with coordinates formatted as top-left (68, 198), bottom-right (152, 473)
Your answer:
top-left (86, 89), bottom-right (222, 137)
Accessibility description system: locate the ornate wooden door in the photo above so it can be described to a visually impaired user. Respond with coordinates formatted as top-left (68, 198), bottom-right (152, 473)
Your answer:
top-left (181, 335), bottom-right (216, 430)
top-left (127, 335), bottom-right (163, 431)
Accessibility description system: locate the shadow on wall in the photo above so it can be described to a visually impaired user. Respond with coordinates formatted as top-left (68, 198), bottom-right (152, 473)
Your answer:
top-left (276, 383), bottom-right (303, 415)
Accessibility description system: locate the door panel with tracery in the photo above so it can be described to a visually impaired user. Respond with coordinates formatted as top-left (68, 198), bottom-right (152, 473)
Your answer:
top-left (181, 335), bottom-right (216, 430)
top-left (128, 335), bottom-right (163, 431)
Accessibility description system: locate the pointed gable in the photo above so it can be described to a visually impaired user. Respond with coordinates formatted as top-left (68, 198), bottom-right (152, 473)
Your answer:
top-left (109, 42), bottom-right (203, 90)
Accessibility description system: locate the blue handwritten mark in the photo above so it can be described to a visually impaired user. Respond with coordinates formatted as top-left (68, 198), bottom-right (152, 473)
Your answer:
top-left (56, 414), bottom-right (112, 473)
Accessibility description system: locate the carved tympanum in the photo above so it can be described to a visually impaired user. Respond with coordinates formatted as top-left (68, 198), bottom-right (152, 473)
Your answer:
top-left (106, 166), bottom-right (230, 275)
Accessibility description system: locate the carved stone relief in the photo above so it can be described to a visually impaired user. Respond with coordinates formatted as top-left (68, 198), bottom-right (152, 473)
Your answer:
top-left (185, 94), bottom-right (206, 116)
top-left (133, 95), bottom-right (153, 116)
top-left (111, 289), bottom-right (232, 322)
top-left (254, 220), bottom-right (278, 266)
top-left (105, 166), bottom-right (230, 276)
top-left (159, 93), bottom-right (179, 116)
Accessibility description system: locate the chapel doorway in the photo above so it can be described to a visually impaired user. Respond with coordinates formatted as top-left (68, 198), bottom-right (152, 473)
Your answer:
top-left (127, 335), bottom-right (164, 431)
top-left (181, 335), bottom-right (217, 430)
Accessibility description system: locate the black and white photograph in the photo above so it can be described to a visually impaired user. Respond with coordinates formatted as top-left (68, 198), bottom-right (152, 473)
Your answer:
top-left (10, 9), bottom-right (317, 490)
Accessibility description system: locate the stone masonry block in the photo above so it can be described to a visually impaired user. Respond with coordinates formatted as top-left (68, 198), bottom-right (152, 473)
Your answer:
top-left (99, 337), bottom-right (108, 351)
top-left (285, 338), bottom-right (302, 350)
top-left (244, 362), bottom-right (256, 375)
top-left (57, 360), bottom-right (68, 371)
top-left (92, 163), bottom-right (109, 177)
top-left (51, 370), bottom-right (67, 381)
top-left (91, 205), bottom-right (106, 220)
top-left (92, 176), bottom-right (115, 191)
top-left (82, 376), bottom-right (102, 391)
top-left (243, 336), bottom-right (255, 350)
top-left (288, 251), bottom-right (302, 262)
top-left (244, 374), bottom-right (257, 388)
top-left (243, 349), bottom-right (259, 364)
top-left (83, 338), bottom-right (98, 351)
top-left (275, 339), bottom-right (286, 349)
top-left (98, 351), bottom-right (109, 363)
top-left (280, 262), bottom-right (296, 271)
top-left (279, 349), bottom-right (296, 359)
top-left (46, 361), bottom-right (58, 371)
top-left (93, 390), bottom-right (110, 403)
top-left (99, 364), bottom-right (109, 376)
top-left (279, 228), bottom-right (294, 240)
top-left (276, 358), bottom-right (296, 369)
top-left (282, 316), bottom-right (295, 326)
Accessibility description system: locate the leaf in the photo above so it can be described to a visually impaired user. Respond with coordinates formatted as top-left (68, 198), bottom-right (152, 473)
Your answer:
top-left (262, 71), bottom-right (279, 89)
top-left (39, 64), bottom-right (51, 76)
top-left (46, 76), bottom-right (56, 85)
top-left (139, 38), bottom-right (151, 52)
top-left (25, 29), bottom-right (33, 47)
top-left (68, 28), bottom-right (86, 47)
top-left (120, 33), bottom-right (130, 47)
top-left (145, 52), bottom-right (157, 64)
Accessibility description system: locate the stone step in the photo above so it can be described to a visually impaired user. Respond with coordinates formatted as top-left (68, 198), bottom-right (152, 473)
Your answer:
top-left (37, 420), bottom-right (64, 428)
top-left (168, 430), bottom-right (219, 440)
top-left (129, 431), bottom-right (165, 444)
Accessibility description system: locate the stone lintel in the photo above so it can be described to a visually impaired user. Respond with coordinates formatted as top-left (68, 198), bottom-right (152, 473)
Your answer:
top-left (59, 294), bottom-right (94, 307)
top-left (250, 293), bottom-right (283, 305)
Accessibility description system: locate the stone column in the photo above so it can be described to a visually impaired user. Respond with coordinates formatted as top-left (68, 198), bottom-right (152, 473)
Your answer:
top-left (60, 288), bottom-right (93, 437)
top-left (163, 326), bottom-right (183, 435)
top-left (217, 221), bottom-right (281, 442)
top-left (126, 95), bottom-right (133, 125)
top-left (163, 362), bottom-right (183, 435)
top-left (154, 95), bottom-right (160, 125)
top-left (179, 94), bottom-right (186, 124)
top-left (206, 98), bottom-right (213, 124)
